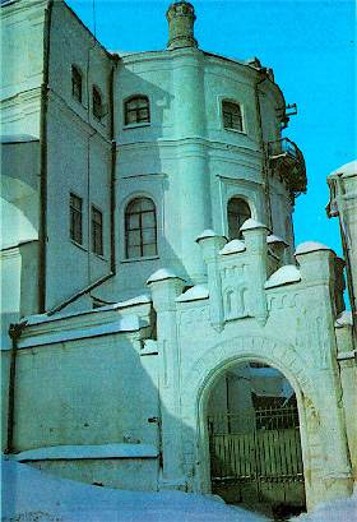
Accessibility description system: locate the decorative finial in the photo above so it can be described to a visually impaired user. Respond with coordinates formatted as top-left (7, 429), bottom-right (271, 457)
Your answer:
top-left (166, 1), bottom-right (198, 50)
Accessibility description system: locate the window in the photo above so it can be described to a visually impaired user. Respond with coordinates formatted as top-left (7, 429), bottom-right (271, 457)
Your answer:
top-left (92, 86), bottom-right (103, 120)
top-left (222, 100), bottom-right (243, 132)
top-left (72, 65), bottom-right (83, 103)
top-left (124, 95), bottom-right (150, 125)
top-left (227, 197), bottom-right (251, 239)
top-left (70, 193), bottom-right (83, 244)
top-left (125, 197), bottom-right (157, 258)
top-left (92, 206), bottom-right (103, 256)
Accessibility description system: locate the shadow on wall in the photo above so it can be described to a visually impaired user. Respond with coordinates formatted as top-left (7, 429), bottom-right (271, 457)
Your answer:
top-left (6, 330), bottom-right (196, 495)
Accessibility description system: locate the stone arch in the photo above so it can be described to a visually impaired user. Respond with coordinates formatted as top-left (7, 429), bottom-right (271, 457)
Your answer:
top-left (180, 335), bottom-right (319, 507)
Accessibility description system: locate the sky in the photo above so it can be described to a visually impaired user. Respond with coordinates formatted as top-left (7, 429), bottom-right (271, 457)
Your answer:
top-left (66, 0), bottom-right (356, 256)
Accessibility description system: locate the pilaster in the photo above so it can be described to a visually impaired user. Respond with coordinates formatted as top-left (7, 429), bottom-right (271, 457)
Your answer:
top-left (147, 269), bottom-right (187, 489)
top-left (241, 219), bottom-right (269, 324)
top-left (196, 230), bottom-right (227, 331)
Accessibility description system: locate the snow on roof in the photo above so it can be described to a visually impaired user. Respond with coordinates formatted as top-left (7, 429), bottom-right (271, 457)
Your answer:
top-left (195, 229), bottom-right (221, 242)
top-left (267, 234), bottom-right (288, 246)
top-left (146, 268), bottom-right (184, 284)
top-left (1, 134), bottom-right (39, 143)
top-left (295, 241), bottom-right (331, 256)
top-left (176, 284), bottom-right (209, 302)
top-left (101, 294), bottom-right (152, 311)
top-left (329, 160), bottom-right (357, 178)
top-left (265, 265), bottom-right (301, 289)
top-left (15, 444), bottom-right (158, 461)
top-left (240, 218), bottom-right (269, 232)
top-left (25, 295), bottom-right (152, 326)
top-left (19, 315), bottom-right (142, 349)
top-left (220, 239), bottom-right (246, 255)
top-left (2, 457), bottom-right (269, 521)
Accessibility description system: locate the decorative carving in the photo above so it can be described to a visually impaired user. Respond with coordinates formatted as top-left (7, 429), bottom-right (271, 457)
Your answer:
top-left (223, 286), bottom-right (249, 320)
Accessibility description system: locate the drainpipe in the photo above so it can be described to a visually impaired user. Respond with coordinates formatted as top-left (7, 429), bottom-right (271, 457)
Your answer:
top-left (47, 57), bottom-right (118, 316)
top-left (109, 57), bottom-right (118, 275)
top-left (5, 321), bottom-right (28, 454)
top-left (254, 69), bottom-right (272, 230)
top-left (38, 0), bottom-right (53, 313)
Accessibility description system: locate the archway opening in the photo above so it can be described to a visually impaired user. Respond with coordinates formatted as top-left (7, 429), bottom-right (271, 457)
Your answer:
top-left (207, 361), bottom-right (306, 520)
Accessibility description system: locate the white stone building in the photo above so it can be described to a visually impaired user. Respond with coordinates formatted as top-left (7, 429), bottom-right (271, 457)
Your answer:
top-left (1, 0), bottom-right (356, 517)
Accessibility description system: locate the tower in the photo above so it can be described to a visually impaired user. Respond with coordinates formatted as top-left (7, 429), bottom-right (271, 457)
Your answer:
top-left (166, 1), bottom-right (198, 50)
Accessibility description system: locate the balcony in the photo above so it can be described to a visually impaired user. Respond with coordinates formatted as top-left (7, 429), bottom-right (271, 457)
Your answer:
top-left (268, 138), bottom-right (307, 197)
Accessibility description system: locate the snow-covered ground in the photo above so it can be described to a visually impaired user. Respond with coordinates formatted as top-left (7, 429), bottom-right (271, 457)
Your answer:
top-left (290, 490), bottom-right (357, 521)
top-left (2, 457), bottom-right (356, 521)
top-left (2, 457), bottom-right (267, 521)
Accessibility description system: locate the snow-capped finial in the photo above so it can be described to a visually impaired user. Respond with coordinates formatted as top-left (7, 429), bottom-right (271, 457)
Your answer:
top-left (166, 1), bottom-right (198, 50)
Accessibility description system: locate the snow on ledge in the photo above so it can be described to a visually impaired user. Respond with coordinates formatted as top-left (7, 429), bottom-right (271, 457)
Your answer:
top-left (146, 268), bottom-right (184, 284)
top-left (220, 239), bottom-right (246, 255)
top-left (335, 311), bottom-right (353, 328)
top-left (176, 284), bottom-right (209, 302)
top-left (15, 444), bottom-right (159, 461)
top-left (265, 265), bottom-right (301, 289)
top-left (295, 241), bottom-right (331, 256)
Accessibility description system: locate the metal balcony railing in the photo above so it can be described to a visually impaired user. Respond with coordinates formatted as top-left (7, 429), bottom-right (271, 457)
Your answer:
top-left (268, 138), bottom-right (307, 197)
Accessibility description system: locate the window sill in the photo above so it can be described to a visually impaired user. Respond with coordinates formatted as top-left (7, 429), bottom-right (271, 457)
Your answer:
top-left (123, 122), bottom-right (151, 130)
top-left (70, 239), bottom-right (87, 252)
top-left (92, 251), bottom-right (107, 261)
top-left (223, 127), bottom-right (247, 135)
top-left (121, 255), bottom-right (159, 264)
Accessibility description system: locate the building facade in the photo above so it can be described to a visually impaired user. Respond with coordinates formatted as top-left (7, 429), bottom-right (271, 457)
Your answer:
top-left (1, 0), bottom-right (356, 516)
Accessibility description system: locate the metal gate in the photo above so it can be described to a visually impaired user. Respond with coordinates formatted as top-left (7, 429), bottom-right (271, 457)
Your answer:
top-left (208, 405), bottom-right (305, 506)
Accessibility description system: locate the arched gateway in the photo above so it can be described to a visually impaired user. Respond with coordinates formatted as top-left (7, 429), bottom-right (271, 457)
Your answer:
top-left (180, 336), bottom-right (337, 512)
top-left (206, 361), bottom-right (306, 518)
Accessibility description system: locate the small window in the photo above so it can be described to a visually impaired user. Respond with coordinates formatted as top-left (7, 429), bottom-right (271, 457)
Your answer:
top-left (222, 100), bottom-right (243, 132)
top-left (92, 206), bottom-right (103, 256)
top-left (124, 96), bottom-right (150, 126)
top-left (72, 65), bottom-right (83, 103)
top-left (125, 197), bottom-right (157, 259)
top-left (70, 193), bottom-right (83, 244)
top-left (92, 86), bottom-right (103, 120)
top-left (227, 197), bottom-right (251, 239)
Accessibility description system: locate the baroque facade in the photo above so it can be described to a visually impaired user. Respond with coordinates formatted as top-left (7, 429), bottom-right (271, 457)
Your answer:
top-left (1, 0), bottom-right (356, 516)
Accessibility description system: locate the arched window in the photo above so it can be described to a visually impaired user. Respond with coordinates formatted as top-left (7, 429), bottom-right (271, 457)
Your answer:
top-left (71, 65), bottom-right (83, 103)
top-left (227, 197), bottom-right (251, 239)
top-left (125, 197), bottom-right (157, 258)
top-left (124, 95), bottom-right (150, 125)
top-left (92, 85), bottom-right (103, 120)
top-left (222, 100), bottom-right (243, 132)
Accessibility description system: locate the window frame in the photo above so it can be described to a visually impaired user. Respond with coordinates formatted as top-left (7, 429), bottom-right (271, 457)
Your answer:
top-left (124, 197), bottom-right (158, 260)
top-left (91, 205), bottom-right (104, 256)
top-left (124, 95), bottom-right (151, 127)
top-left (92, 85), bottom-right (103, 121)
top-left (221, 99), bottom-right (244, 133)
top-left (70, 192), bottom-right (83, 245)
top-left (71, 65), bottom-right (83, 104)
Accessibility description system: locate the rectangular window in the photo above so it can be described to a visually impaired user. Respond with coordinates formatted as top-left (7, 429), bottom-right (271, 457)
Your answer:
top-left (70, 193), bottom-right (83, 244)
top-left (72, 66), bottom-right (82, 103)
top-left (222, 100), bottom-right (243, 132)
top-left (92, 86), bottom-right (103, 120)
top-left (92, 206), bottom-right (103, 256)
